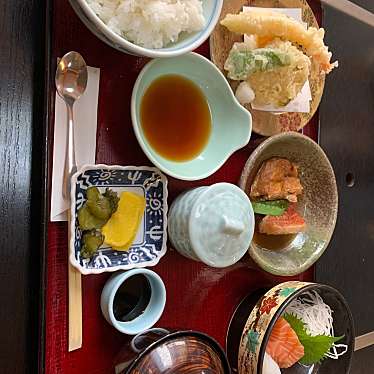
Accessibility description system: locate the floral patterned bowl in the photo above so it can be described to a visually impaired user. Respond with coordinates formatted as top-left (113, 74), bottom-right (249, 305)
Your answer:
top-left (69, 165), bottom-right (168, 275)
top-left (226, 281), bottom-right (354, 374)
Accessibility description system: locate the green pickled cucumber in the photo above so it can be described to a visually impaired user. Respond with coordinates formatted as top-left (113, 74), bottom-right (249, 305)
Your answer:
top-left (77, 187), bottom-right (119, 252)
top-left (103, 188), bottom-right (119, 214)
top-left (86, 186), bottom-right (101, 201)
top-left (86, 198), bottom-right (112, 220)
top-left (78, 205), bottom-right (106, 230)
top-left (81, 230), bottom-right (104, 259)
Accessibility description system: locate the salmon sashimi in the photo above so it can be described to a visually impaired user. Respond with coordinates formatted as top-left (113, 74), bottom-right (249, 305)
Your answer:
top-left (259, 204), bottom-right (306, 235)
top-left (266, 317), bottom-right (304, 368)
top-left (250, 158), bottom-right (303, 203)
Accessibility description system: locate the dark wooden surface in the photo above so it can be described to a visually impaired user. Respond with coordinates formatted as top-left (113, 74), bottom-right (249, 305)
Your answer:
top-left (351, 345), bottom-right (374, 374)
top-left (316, 0), bottom-right (374, 337)
top-left (0, 0), bottom-right (47, 373)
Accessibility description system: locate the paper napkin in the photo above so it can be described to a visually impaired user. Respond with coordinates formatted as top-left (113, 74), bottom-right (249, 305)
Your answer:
top-left (243, 7), bottom-right (312, 113)
top-left (50, 66), bottom-right (100, 222)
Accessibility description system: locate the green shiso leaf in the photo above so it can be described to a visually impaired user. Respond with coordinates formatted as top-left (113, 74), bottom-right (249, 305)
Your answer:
top-left (283, 313), bottom-right (344, 365)
top-left (252, 199), bottom-right (289, 216)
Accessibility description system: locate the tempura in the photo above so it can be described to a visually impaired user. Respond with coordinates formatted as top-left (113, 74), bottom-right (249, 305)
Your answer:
top-left (225, 39), bottom-right (311, 106)
top-left (221, 10), bottom-right (338, 74)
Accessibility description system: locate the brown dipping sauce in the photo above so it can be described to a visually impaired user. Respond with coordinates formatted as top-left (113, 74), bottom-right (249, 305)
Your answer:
top-left (140, 74), bottom-right (211, 162)
top-left (253, 216), bottom-right (295, 251)
top-left (113, 274), bottom-right (151, 322)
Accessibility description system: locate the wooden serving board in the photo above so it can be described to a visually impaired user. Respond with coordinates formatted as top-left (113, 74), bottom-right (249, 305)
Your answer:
top-left (210, 0), bottom-right (325, 136)
top-left (43, 1), bottom-right (321, 373)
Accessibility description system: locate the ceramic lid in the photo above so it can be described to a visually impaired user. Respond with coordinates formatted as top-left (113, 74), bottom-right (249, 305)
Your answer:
top-left (189, 183), bottom-right (254, 267)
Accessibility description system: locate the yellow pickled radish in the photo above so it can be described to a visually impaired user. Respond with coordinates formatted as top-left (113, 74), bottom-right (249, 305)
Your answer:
top-left (102, 191), bottom-right (146, 251)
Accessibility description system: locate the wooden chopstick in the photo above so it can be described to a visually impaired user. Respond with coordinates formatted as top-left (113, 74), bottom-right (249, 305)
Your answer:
top-left (321, 0), bottom-right (374, 27)
top-left (68, 263), bottom-right (82, 351)
top-left (355, 331), bottom-right (374, 351)
top-left (68, 210), bottom-right (82, 352)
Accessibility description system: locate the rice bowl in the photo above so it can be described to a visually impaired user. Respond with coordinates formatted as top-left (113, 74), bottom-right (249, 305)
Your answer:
top-left (69, 0), bottom-right (223, 57)
top-left (86, 0), bottom-right (205, 49)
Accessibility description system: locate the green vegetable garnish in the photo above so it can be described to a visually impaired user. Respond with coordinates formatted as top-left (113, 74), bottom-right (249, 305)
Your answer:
top-left (77, 187), bottom-right (120, 257)
top-left (103, 188), bottom-right (120, 214)
top-left (81, 230), bottom-right (104, 259)
top-left (226, 48), bottom-right (291, 80)
top-left (78, 187), bottom-right (119, 230)
top-left (86, 186), bottom-right (101, 201)
top-left (78, 205), bottom-right (107, 230)
top-left (86, 197), bottom-right (112, 220)
top-left (284, 313), bottom-right (344, 365)
top-left (252, 200), bottom-right (289, 216)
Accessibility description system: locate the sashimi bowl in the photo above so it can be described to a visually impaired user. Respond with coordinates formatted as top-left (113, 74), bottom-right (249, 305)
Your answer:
top-left (69, 164), bottom-right (168, 275)
top-left (240, 132), bottom-right (338, 276)
top-left (226, 281), bottom-right (354, 374)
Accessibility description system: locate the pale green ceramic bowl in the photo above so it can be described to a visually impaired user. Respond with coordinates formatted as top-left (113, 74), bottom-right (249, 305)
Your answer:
top-left (131, 53), bottom-right (252, 181)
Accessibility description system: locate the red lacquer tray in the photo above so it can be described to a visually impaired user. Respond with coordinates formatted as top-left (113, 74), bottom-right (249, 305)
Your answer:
top-left (45, 1), bottom-right (321, 372)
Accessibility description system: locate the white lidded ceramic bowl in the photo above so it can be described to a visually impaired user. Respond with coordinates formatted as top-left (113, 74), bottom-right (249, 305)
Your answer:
top-left (168, 182), bottom-right (255, 267)
top-left (68, 0), bottom-right (223, 58)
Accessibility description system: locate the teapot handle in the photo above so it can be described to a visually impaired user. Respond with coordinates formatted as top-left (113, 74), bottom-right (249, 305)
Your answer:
top-left (131, 328), bottom-right (170, 353)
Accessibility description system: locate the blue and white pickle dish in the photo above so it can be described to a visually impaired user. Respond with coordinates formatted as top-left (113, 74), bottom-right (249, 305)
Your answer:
top-left (168, 182), bottom-right (255, 267)
top-left (69, 165), bottom-right (168, 275)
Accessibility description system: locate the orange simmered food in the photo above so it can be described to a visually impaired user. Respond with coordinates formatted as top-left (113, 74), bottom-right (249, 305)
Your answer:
top-left (250, 157), bottom-right (303, 203)
top-left (250, 157), bottom-right (306, 245)
top-left (259, 204), bottom-right (306, 235)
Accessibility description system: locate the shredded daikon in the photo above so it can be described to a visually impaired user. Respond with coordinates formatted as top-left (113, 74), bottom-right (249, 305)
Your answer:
top-left (285, 290), bottom-right (348, 360)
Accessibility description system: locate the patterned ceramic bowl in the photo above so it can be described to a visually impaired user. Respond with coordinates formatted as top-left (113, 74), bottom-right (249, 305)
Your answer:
top-left (240, 132), bottom-right (338, 276)
top-left (69, 165), bottom-right (168, 274)
top-left (226, 281), bottom-right (354, 374)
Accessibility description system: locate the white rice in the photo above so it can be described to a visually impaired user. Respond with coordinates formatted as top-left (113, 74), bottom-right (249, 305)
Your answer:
top-left (86, 0), bottom-right (205, 49)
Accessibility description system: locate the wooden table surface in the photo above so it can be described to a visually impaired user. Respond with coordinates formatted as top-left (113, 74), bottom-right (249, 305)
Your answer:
top-left (0, 0), bottom-right (373, 373)
top-left (0, 1), bottom-right (46, 373)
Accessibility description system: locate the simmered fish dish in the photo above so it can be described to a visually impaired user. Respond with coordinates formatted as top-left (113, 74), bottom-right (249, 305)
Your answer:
top-left (250, 157), bottom-right (305, 245)
top-left (250, 158), bottom-right (303, 203)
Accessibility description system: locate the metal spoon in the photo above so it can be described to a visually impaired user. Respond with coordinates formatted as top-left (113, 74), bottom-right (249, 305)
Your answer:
top-left (55, 51), bottom-right (88, 199)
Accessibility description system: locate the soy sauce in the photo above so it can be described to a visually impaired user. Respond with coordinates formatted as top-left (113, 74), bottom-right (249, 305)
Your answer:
top-left (140, 74), bottom-right (212, 162)
top-left (113, 274), bottom-right (152, 322)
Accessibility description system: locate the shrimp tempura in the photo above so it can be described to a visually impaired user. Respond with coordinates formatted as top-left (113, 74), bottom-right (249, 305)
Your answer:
top-left (221, 10), bottom-right (338, 74)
